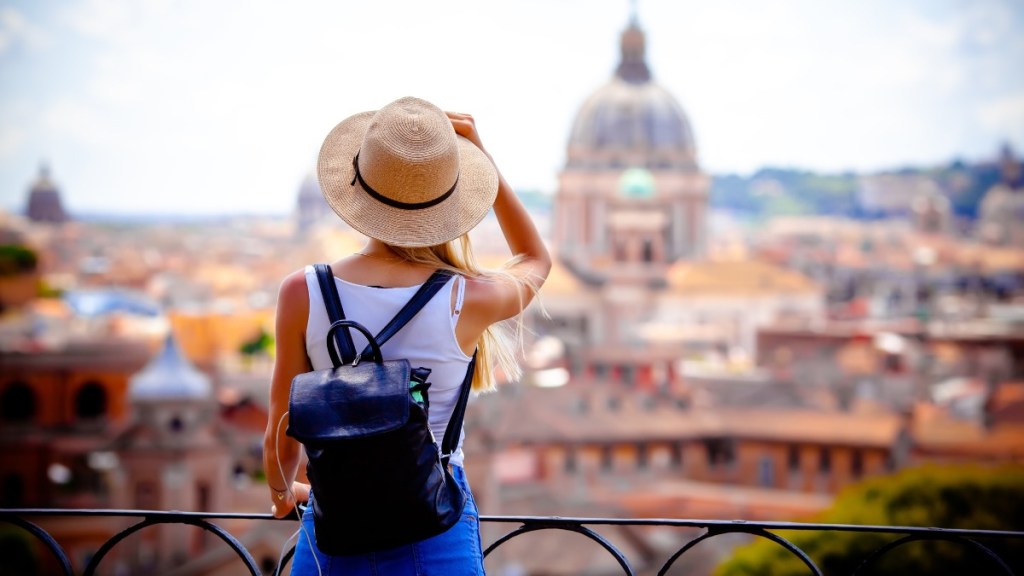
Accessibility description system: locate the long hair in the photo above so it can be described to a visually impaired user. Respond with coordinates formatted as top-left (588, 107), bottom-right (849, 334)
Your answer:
top-left (389, 235), bottom-right (540, 392)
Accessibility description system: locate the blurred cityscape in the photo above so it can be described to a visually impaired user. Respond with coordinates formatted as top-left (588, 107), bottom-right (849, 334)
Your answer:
top-left (2, 17), bottom-right (1023, 576)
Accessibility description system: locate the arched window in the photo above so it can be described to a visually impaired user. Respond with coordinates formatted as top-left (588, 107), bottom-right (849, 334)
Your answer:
top-left (75, 382), bottom-right (107, 420)
top-left (1, 382), bottom-right (36, 423)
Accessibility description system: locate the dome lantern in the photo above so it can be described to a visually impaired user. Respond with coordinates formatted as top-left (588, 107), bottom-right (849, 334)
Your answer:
top-left (616, 23), bottom-right (651, 84)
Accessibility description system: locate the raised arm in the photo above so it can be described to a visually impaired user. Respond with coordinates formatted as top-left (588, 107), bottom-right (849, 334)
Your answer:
top-left (447, 112), bottom-right (552, 326)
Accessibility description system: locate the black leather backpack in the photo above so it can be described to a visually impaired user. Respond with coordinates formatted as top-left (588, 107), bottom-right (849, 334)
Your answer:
top-left (286, 264), bottom-right (475, 555)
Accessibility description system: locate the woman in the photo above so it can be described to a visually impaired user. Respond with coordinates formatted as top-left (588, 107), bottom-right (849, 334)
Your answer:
top-left (263, 96), bottom-right (551, 575)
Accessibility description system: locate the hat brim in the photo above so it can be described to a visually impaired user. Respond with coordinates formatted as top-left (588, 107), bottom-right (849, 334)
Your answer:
top-left (317, 110), bottom-right (499, 248)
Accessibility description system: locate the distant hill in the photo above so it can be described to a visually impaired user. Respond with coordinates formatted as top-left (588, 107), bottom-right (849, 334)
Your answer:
top-left (710, 158), bottom-right (1004, 221)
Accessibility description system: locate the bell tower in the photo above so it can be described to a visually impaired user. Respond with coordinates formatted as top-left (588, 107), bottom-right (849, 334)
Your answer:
top-left (112, 334), bottom-right (229, 571)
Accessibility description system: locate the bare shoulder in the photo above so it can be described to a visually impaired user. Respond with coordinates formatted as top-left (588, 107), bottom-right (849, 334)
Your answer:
top-left (461, 272), bottom-right (533, 325)
top-left (276, 268), bottom-right (310, 322)
top-left (462, 273), bottom-right (505, 299)
top-left (279, 268), bottom-right (309, 298)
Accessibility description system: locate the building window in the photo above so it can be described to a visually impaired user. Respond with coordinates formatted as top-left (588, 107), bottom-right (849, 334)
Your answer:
top-left (600, 445), bottom-right (614, 472)
top-left (75, 382), bottom-right (107, 420)
top-left (197, 482), bottom-right (211, 512)
top-left (169, 416), bottom-right (184, 433)
top-left (565, 449), bottom-right (577, 474)
top-left (758, 456), bottom-right (775, 487)
top-left (135, 481), bottom-right (157, 509)
top-left (787, 445), bottom-right (804, 490)
top-left (788, 445), bottom-right (801, 471)
top-left (642, 240), bottom-right (654, 263)
top-left (883, 352), bottom-right (903, 373)
top-left (669, 443), bottom-right (683, 469)
top-left (819, 448), bottom-right (832, 474)
top-left (1, 382), bottom-right (36, 423)
top-left (705, 438), bottom-right (736, 468)
top-left (851, 450), bottom-right (864, 478)
top-left (636, 444), bottom-right (648, 470)
top-left (620, 365), bottom-right (635, 387)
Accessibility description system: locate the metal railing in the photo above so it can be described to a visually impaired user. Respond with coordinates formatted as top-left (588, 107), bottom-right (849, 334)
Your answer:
top-left (2, 508), bottom-right (1022, 576)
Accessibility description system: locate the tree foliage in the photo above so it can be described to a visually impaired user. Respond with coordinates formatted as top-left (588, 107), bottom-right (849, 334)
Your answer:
top-left (0, 245), bottom-right (38, 276)
top-left (239, 327), bottom-right (274, 357)
top-left (715, 465), bottom-right (1024, 576)
top-left (710, 159), bottom-right (1000, 220)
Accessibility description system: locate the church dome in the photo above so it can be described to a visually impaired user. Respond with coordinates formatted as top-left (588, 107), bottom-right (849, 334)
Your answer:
top-left (297, 171), bottom-right (321, 201)
top-left (25, 164), bottom-right (69, 223)
top-left (567, 22), bottom-right (697, 171)
top-left (129, 334), bottom-right (212, 401)
top-left (295, 170), bottom-right (336, 231)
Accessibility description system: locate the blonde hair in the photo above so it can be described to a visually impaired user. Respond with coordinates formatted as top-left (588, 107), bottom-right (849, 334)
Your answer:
top-left (389, 235), bottom-right (539, 392)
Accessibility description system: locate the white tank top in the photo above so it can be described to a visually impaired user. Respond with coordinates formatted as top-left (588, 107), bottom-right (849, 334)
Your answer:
top-left (303, 265), bottom-right (472, 466)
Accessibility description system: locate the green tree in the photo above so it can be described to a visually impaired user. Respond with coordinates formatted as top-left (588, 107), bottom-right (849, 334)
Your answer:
top-left (716, 465), bottom-right (1024, 576)
top-left (240, 327), bottom-right (274, 357)
top-left (0, 245), bottom-right (38, 276)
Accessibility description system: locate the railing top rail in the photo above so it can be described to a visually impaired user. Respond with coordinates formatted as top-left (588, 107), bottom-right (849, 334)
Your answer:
top-left (3, 509), bottom-right (1023, 539)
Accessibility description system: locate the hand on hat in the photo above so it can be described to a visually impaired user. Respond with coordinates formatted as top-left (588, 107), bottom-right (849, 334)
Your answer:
top-left (447, 112), bottom-right (489, 159)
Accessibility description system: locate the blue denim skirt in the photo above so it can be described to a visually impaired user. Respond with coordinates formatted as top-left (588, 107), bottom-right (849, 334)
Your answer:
top-left (290, 465), bottom-right (485, 576)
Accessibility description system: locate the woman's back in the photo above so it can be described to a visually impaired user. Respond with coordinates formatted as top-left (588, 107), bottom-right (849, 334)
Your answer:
top-left (302, 264), bottom-right (473, 465)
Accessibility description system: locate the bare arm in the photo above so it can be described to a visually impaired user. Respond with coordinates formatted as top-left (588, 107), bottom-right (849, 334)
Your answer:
top-left (262, 270), bottom-right (312, 517)
top-left (448, 112), bottom-right (552, 327)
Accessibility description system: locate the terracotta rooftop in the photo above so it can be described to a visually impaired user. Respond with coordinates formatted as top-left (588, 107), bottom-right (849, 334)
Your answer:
top-left (666, 259), bottom-right (821, 296)
top-left (537, 258), bottom-right (586, 296)
top-left (481, 384), bottom-right (901, 448)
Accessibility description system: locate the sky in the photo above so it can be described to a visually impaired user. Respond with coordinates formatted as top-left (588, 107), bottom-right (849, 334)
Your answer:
top-left (0, 0), bottom-right (1022, 216)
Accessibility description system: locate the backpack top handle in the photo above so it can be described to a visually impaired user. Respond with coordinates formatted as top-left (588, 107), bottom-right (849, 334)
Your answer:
top-left (326, 320), bottom-right (384, 366)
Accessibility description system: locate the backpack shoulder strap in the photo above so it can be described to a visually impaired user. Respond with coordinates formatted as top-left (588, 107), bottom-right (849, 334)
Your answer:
top-left (314, 264), bottom-right (356, 367)
top-left (356, 269), bottom-right (455, 358)
top-left (441, 352), bottom-right (477, 468)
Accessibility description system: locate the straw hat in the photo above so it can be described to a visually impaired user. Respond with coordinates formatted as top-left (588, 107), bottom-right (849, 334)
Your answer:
top-left (317, 96), bottom-right (498, 248)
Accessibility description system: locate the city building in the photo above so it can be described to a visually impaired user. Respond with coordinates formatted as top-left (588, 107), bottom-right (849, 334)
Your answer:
top-left (536, 17), bottom-right (822, 386)
top-left (978, 144), bottom-right (1024, 246)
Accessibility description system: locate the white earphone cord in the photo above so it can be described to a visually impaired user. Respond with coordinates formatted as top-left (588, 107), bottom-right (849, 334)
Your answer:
top-left (275, 411), bottom-right (322, 576)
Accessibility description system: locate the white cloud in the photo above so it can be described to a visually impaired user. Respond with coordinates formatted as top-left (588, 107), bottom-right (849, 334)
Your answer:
top-left (0, 126), bottom-right (25, 159)
top-left (60, 0), bottom-right (147, 41)
top-left (43, 99), bottom-right (114, 147)
top-left (0, 6), bottom-right (48, 55)
top-left (978, 94), bottom-right (1024, 142)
